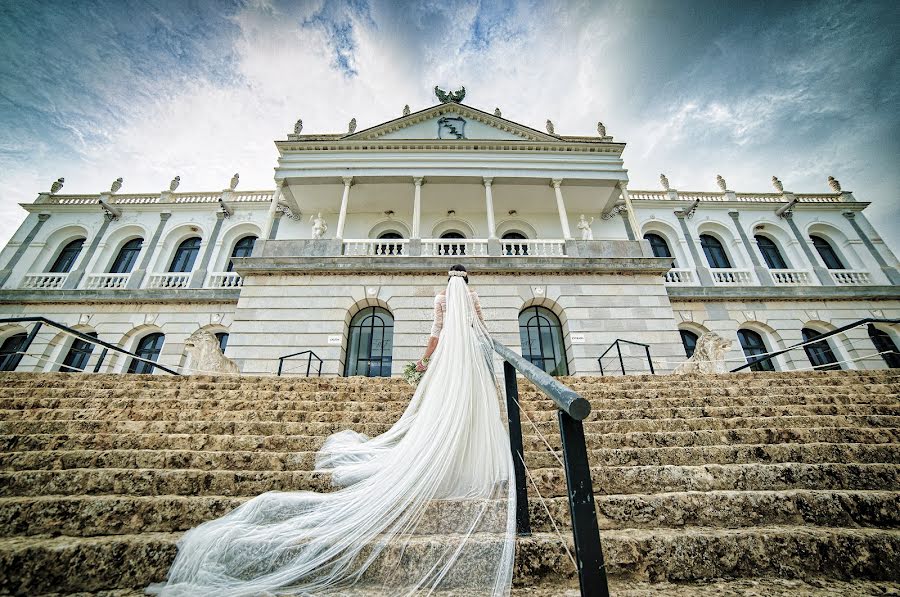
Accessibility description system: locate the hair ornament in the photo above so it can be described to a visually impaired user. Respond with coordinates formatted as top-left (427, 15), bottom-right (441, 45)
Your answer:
top-left (448, 270), bottom-right (466, 277)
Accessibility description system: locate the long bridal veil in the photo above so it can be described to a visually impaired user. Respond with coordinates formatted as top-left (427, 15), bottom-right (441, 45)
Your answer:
top-left (148, 276), bottom-right (516, 596)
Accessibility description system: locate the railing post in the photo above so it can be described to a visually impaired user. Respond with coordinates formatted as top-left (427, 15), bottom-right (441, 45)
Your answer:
top-left (503, 360), bottom-right (531, 536)
top-left (92, 347), bottom-right (108, 373)
top-left (306, 353), bottom-right (312, 377)
top-left (277, 358), bottom-right (284, 377)
top-left (5, 322), bottom-right (42, 372)
top-left (645, 345), bottom-right (655, 375)
top-left (616, 340), bottom-right (625, 375)
top-left (558, 410), bottom-right (609, 597)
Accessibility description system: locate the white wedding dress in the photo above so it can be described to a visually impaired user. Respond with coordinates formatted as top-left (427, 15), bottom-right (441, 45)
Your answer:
top-left (148, 276), bottom-right (516, 596)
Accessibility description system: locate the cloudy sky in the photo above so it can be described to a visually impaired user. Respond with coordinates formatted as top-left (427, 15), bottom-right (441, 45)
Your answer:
top-left (1, 0), bottom-right (898, 251)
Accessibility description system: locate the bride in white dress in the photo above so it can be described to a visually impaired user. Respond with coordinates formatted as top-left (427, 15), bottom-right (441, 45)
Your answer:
top-left (149, 265), bottom-right (516, 596)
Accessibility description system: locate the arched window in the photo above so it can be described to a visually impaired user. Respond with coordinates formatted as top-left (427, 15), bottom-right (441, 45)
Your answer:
top-left (737, 329), bottom-right (775, 372)
top-left (502, 232), bottom-right (528, 256)
top-left (109, 238), bottom-right (143, 274)
top-left (439, 231), bottom-right (466, 256)
top-left (375, 232), bottom-right (404, 256)
top-left (802, 328), bottom-right (841, 370)
top-left (644, 233), bottom-right (672, 259)
top-left (699, 234), bottom-right (731, 269)
top-left (215, 332), bottom-right (229, 354)
top-left (128, 333), bottom-right (165, 374)
top-left (49, 238), bottom-right (85, 273)
top-left (868, 325), bottom-right (899, 369)
top-left (754, 235), bottom-right (788, 269)
top-left (169, 237), bottom-right (202, 273)
top-left (0, 333), bottom-right (28, 371)
top-left (345, 307), bottom-right (394, 377)
top-left (519, 306), bottom-right (568, 376)
top-left (226, 236), bottom-right (257, 272)
top-left (679, 330), bottom-right (699, 358)
top-left (810, 235), bottom-right (845, 270)
top-left (60, 332), bottom-right (98, 373)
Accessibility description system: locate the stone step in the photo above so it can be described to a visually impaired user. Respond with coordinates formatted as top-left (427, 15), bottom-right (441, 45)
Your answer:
top-left (2, 525), bottom-right (899, 594)
top-left (2, 463), bottom-right (897, 499)
top-left (3, 442), bottom-right (898, 473)
top-left (4, 490), bottom-right (898, 539)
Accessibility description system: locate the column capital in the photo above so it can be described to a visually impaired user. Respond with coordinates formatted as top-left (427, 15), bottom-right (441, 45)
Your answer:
top-left (781, 210), bottom-right (794, 220)
top-left (727, 210), bottom-right (741, 219)
top-left (674, 209), bottom-right (687, 220)
top-left (550, 178), bottom-right (563, 189)
top-left (275, 179), bottom-right (286, 189)
top-left (413, 176), bottom-right (424, 186)
top-left (482, 177), bottom-right (493, 187)
top-left (214, 210), bottom-right (227, 221)
top-left (341, 176), bottom-right (354, 187)
top-left (159, 212), bottom-right (172, 222)
top-left (841, 210), bottom-right (857, 220)
top-left (37, 213), bottom-right (52, 222)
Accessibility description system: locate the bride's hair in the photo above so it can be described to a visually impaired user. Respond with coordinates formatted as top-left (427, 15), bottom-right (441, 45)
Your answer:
top-left (448, 264), bottom-right (468, 284)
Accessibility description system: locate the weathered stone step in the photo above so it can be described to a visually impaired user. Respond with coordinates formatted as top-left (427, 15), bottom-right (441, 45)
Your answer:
top-left (4, 442), bottom-right (898, 473)
top-left (4, 490), bottom-right (898, 539)
top-left (2, 463), bottom-right (897, 499)
top-left (3, 525), bottom-right (899, 594)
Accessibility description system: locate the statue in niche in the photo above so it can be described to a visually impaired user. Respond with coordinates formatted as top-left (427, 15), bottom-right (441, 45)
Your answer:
top-left (716, 175), bottom-right (727, 192)
top-left (230, 173), bottom-right (240, 191)
top-left (294, 119), bottom-right (303, 134)
top-left (169, 176), bottom-right (180, 192)
top-left (659, 173), bottom-right (670, 191)
top-left (183, 329), bottom-right (239, 375)
top-left (577, 215), bottom-right (594, 240)
top-left (772, 176), bottom-right (784, 192)
top-left (828, 176), bottom-right (841, 192)
top-left (50, 178), bottom-right (65, 194)
top-left (673, 331), bottom-right (732, 374)
top-left (310, 212), bottom-right (328, 239)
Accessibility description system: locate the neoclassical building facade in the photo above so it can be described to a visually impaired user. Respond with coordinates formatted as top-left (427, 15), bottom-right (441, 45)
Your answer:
top-left (0, 96), bottom-right (898, 377)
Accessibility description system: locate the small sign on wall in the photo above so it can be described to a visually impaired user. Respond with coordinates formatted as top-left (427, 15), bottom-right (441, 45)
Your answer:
top-left (570, 333), bottom-right (586, 344)
top-left (327, 335), bottom-right (342, 345)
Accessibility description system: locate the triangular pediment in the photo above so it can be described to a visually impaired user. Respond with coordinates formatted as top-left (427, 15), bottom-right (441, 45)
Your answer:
top-left (344, 104), bottom-right (559, 142)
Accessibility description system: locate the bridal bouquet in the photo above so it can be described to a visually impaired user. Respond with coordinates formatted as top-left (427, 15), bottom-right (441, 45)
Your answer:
top-left (402, 358), bottom-right (429, 386)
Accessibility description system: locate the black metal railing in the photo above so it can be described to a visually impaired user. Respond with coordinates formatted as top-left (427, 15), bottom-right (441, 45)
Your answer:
top-left (597, 339), bottom-right (655, 376)
top-left (0, 316), bottom-right (179, 375)
top-left (277, 350), bottom-right (324, 377)
top-left (493, 339), bottom-right (608, 597)
top-left (730, 317), bottom-right (900, 373)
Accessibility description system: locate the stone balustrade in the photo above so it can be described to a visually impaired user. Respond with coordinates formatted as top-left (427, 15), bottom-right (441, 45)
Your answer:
top-left (84, 273), bottom-right (131, 289)
top-left (20, 273), bottom-right (68, 289)
top-left (147, 272), bottom-right (191, 289)
top-left (664, 268), bottom-right (698, 286)
top-left (710, 268), bottom-right (756, 286)
top-left (830, 270), bottom-right (873, 285)
top-left (770, 269), bottom-right (813, 286)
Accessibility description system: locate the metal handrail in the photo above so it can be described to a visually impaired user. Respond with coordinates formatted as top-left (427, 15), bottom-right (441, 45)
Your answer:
top-left (492, 339), bottom-right (608, 597)
top-left (0, 316), bottom-right (179, 375)
top-left (730, 317), bottom-right (900, 372)
top-left (277, 350), bottom-right (324, 377)
top-left (597, 338), bottom-right (655, 376)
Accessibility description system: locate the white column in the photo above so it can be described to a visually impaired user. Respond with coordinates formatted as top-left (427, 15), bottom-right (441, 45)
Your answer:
top-left (263, 181), bottom-right (285, 240)
top-left (552, 179), bottom-right (571, 239)
top-left (335, 176), bottom-right (353, 240)
top-left (412, 177), bottom-right (423, 238)
top-left (483, 177), bottom-right (497, 239)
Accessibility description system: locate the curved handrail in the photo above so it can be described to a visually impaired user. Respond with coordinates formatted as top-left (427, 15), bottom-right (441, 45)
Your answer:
top-left (0, 316), bottom-right (179, 375)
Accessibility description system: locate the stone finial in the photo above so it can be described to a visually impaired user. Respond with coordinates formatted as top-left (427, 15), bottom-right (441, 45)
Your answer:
top-left (659, 173), bottom-right (670, 191)
top-left (494, 107), bottom-right (501, 117)
top-left (229, 173), bottom-right (239, 191)
top-left (597, 121), bottom-right (606, 137)
top-left (110, 177), bottom-right (123, 194)
top-left (402, 105), bottom-right (410, 116)
top-left (546, 119), bottom-right (555, 135)
top-left (169, 176), bottom-right (180, 192)
top-left (716, 175), bottom-right (727, 192)
top-left (828, 176), bottom-right (841, 192)
top-left (348, 118), bottom-right (357, 134)
top-left (293, 118), bottom-right (303, 134)
top-left (50, 177), bottom-right (64, 194)
top-left (772, 176), bottom-right (784, 192)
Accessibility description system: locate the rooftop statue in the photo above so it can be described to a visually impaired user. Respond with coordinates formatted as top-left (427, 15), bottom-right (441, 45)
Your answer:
top-left (659, 173), bottom-right (670, 191)
top-left (110, 177), bottom-right (123, 194)
top-left (494, 107), bottom-right (501, 117)
top-left (434, 86), bottom-right (466, 103)
top-left (50, 177), bottom-right (64, 194)
top-left (169, 176), bottom-right (180, 192)
top-left (294, 119), bottom-right (303, 134)
top-left (772, 176), bottom-right (784, 193)
top-left (230, 173), bottom-right (239, 191)
top-left (716, 175), bottom-right (727, 192)
top-left (348, 118), bottom-right (357, 134)
top-left (403, 105), bottom-right (410, 116)
top-left (597, 121), bottom-right (606, 137)
top-left (828, 176), bottom-right (841, 192)
top-left (546, 119), bottom-right (555, 135)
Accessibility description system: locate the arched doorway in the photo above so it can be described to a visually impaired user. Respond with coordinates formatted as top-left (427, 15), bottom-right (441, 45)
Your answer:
top-left (345, 307), bottom-right (394, 377)
top-left (519, 306), bottom-right (568, 376)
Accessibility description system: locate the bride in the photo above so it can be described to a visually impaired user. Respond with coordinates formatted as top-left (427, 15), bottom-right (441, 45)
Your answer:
top-left (149, 265), bottom-right (517, 596)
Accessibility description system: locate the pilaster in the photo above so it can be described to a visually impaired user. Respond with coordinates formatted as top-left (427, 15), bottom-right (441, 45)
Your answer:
top-left (783, 212), bottom-right (834, 286)
top-left (674, 210), bottom-right (714, 286)
top-left (190, 211), bottom-right (227, 288)
top-left (63, 215), bottom-right (114, 289)
top-left (127, 212), bottom-right (171, 289)
top-left (728, 211), bottom-right (774, 286)
top-left (0, 213), bottom-right (51, 288)
top-left (842, 211), bottom-right (900, 285)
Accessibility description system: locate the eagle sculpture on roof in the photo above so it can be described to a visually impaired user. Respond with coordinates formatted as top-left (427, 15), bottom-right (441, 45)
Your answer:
top-left (434, 86), bottom-right (466, 103)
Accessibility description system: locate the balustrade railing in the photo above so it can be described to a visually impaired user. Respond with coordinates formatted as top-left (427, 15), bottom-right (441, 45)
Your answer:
top-left (501, 239), bottom-right (565, 256)
top-left (422, 238), bottom-right (489, 257)
top-left (663, 268), bottom-right (697, 285)
top-left (343, 239), bottom-right (409, 256)
top-left (770, 269), bottom-right (812, 286)
top-left (21, 273), bottom-right (68, 289)
top-left (830, 270), bottom-right (872, 285)
top-left (147, 272), bottom-right (191, 289)
top-left (85, 273), bottom-right (131, 289)
top-left (207, 272), bottom-right (243, 288)
top-left (711, 268), bottom-right (755, 286)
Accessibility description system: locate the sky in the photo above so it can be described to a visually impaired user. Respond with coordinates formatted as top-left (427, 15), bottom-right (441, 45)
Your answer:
top-left (1, 0), bottom-right (898, 252)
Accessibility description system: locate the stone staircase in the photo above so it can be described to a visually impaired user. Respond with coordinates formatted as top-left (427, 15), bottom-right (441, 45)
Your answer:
top-left (0, 370), bottom-right (898, 595)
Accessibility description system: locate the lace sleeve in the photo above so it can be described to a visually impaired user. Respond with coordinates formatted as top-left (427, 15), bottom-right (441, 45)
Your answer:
top-left (471, 291), bottom-right (485, 325)
top-left (429, 294), bottom-right (444, 338)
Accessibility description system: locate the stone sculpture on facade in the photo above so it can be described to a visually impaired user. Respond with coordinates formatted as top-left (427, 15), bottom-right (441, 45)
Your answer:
top-left (577, 215), bottom-right (594, 240)
top-left (772, 176), bottom-right (784, 193)
top-left (110, 178), bottom-right (123, 194)
top-left (169, 176), bottom-right (180, 192)
top-left (660, 173), bottom-right (670, 191)
top-left (183, 329), bottom-right (239, 375)
top-left (50, 178), bottom-right (64, 194)
top-left (403, 105), bottom-right (410, 116)
top-left (310, 212), bottom-right (328, 239)
top-left (434, 86), bottom-right (466, 103)
top-left (348, 118), bottom-right (357, 134)
top-left (294, 119), bottom-right (303, 135)
top-left (597, 121), bottom-right (606, 137)
top-left (494, 108), bottom-right (501, 117)
top-left (673, 331), bottom-right (733, 374)
top-left (716, 175), bottom-right (727, 192)
top-left (230, 173), bottom-right (239, 191)
top-left (828, 176), bottom-right (841, 192)
top-left (546, 120), bottom-right (555, 135)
